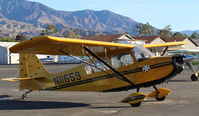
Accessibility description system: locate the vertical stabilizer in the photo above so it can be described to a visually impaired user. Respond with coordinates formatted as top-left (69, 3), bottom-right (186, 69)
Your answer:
top-left (19, 54), bottom-right (51, 90)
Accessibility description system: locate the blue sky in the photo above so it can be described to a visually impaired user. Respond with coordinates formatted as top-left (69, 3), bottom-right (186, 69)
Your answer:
top-left (29, 0), bottom-right (199, 31)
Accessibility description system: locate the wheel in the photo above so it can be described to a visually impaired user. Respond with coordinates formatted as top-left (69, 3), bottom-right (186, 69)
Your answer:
top-left (155, 96), bottom-right (166, 101)
top-left (130, 102), bottom-right (141, 107)
top-left (191, 74), bottom-right (198, 81)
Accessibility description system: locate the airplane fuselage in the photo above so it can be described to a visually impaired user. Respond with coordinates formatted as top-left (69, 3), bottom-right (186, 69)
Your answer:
top-left (18, 54), bottom-right (183, 92)
top-left (43, 56), bottom-right (182, 92)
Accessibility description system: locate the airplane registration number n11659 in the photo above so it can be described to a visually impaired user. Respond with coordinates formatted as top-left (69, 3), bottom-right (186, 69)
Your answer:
top-left (53, 72), bottom-right (81, 86)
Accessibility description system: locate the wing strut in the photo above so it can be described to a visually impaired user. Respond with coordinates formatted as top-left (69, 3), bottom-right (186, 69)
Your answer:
top-left (161, 46), bottom-right (169, 56)
top-left (83, 47), bottom-right (134, 85)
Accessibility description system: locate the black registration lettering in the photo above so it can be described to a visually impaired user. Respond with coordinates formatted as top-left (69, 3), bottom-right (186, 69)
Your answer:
top-left (53, 72), bottom-right (82, 85)
top-left (75, 72), bottom-right (81, 80)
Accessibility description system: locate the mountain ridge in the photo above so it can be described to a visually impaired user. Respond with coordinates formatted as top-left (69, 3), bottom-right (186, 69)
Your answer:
top-left (0, 0), bottom-right (140, 38)
top-left (180, 30), bottom-right (199, 35)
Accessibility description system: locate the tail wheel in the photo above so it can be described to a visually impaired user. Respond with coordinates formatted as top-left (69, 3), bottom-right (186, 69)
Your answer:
top-left (155, 96), bottom-right (166, 101)
top-left (130, 102), bottom-right (142, 107)
top-left (191, 74), bottom-right (198, 81)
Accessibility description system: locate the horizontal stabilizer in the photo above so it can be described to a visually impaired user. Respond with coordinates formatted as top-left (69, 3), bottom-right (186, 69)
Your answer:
top-left (1, 77), bottom-right (45, 82)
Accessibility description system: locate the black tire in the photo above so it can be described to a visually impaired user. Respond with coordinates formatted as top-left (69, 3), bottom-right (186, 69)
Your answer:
top-left (130, 102), bottom-right (141, 107)
top-left (191, 74), bottom-right (198, 81)
top-left (156, 96), bottom-right (166, 101)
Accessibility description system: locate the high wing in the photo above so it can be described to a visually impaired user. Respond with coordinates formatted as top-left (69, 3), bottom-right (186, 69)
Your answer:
top-left (10, 36), bottom-right (186, 55)
top-left (10, 36), bottom-right (134, 56)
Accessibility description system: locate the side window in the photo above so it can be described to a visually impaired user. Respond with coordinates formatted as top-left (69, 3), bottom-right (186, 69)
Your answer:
top-left (85, 65), bottom-right (92, 74)
top-left (85, 59), bottom-right (108, 74)
top-left (111, 53), bottom-right (134, 68)
top-left (92, 60), bottom-right (108, 72)
top-left (120, 54), bottom-right (134, 66)
top-left (111, 56), bottom-right (122, 68)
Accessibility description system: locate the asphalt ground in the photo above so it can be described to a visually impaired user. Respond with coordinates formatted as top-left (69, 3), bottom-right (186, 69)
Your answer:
top-left (0, 64), bottom-right (199, 116)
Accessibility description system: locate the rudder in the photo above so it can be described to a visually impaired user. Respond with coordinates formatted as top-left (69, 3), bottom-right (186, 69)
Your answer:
top-left (19, 54), bottom-right (51, 90)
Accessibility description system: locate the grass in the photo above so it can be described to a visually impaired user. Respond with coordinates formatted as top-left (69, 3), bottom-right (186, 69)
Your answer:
top-left (192, 58), bottom-right (199, 65)
top-left (0, 38), bottom-right (16, 42)
top-left (192, 61), bottom-right (199, 65)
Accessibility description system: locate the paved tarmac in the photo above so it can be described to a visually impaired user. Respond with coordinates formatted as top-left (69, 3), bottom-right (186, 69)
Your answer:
top-left (0, 64), bottom-right (199, 116)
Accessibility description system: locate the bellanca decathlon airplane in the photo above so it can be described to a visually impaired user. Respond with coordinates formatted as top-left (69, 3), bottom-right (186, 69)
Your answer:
top-left (1, 36), bottom-right (198, 107)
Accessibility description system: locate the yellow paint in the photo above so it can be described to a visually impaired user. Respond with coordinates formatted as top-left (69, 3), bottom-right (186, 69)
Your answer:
top-left (148, 88), bottom-right (171, 98)
top-left (133, 57), bottom-right (174, 84)
top-left (1, 77), bottom-right (44, 82)
top-left (122, 93), bottom-right (146, 104)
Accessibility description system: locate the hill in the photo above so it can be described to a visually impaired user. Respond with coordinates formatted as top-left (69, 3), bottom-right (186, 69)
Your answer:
top-left (0, 0), bottom-right (140, 38)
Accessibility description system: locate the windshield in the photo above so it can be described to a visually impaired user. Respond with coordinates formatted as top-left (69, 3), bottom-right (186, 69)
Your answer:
top-left (133, 44), bottom-right (155, 61)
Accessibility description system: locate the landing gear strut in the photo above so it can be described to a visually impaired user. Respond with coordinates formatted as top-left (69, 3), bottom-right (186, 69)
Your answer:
top-left (153, 85), bottom-right (165, 101)
top-left (137, 88), bottom-right (140, 93)
top-left (22, 89), bottom-right (32, 100)
top-left (187, 62), bottom-right (199, 81)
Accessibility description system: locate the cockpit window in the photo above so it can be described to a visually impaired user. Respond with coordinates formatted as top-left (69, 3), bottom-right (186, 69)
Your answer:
top-left (111, 53), bottom-right (134, 68)
top-left (85, 58), bottom-right (108, 74)
top-left (133, 44), bottom-right (155, 61)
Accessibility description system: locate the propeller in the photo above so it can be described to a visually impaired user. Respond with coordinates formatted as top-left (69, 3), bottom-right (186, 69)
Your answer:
top-left (186, 60), bottom-right (199, 81)
top-left (176, 54), bottom-right (198, 81)
top-left (173, 54), bottom-right (199, 81)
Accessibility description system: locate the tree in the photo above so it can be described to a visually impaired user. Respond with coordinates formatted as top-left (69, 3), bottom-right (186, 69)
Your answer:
top-left (0, 38), bottom-right (16, 42)
top-left (183, 33), bottom-right (189, 38)
top-left (172, 32), bottom-right (184, 38)
top-left (158, 25), bottom-right (173, 39)
top-left (135, 22), bottom-right (155, 36)
top-left (190, 32), bottom-right (199, 39)
top-left (15, 34), bottom-right (27, 42)
top-left (41, 24), bottom-right (58, 36)
top-left (64, 30), bottom-right (80, 38)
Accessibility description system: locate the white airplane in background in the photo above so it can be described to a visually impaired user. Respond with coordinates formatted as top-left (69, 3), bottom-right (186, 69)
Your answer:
top-left (169, 49), bottom-right (199, 81)
top-left (169, 49), bottom-right (199, 55)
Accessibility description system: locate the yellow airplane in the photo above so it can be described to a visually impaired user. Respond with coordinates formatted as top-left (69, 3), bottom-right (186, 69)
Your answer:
top-left (1, 36), bottom-right (196, 107)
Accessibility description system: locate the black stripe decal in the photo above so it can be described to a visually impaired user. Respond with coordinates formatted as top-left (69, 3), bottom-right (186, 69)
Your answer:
top-left (44, 61), bottom-right (172, 90)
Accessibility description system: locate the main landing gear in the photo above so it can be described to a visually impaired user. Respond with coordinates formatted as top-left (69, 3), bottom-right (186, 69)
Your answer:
top-left (121, 91), bottom-right (146, 107)
top-left (148, 85), bottom-right (171, 101)
top-left (191, 74), bottom-right (198, 81)
top-left (187, 62), bottom-right (199, 81)
top-left (122, 86), bottom-right (171, 107)
top-left (22, 89), bottom-right (32, 100)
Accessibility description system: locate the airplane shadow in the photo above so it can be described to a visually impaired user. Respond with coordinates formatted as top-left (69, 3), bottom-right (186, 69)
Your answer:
top-left (143, 99), bottom-right (157, 102)
top-left (168, 79), bottom-right (193, 82)
top-left (0, 96), bottom-right (90, 110)
top-left (88, 105), bottom-right (130, 109)
top-left (89, 99), bottom-right (166, 109)
top-left (0, 95), bottom-right (11, 99)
